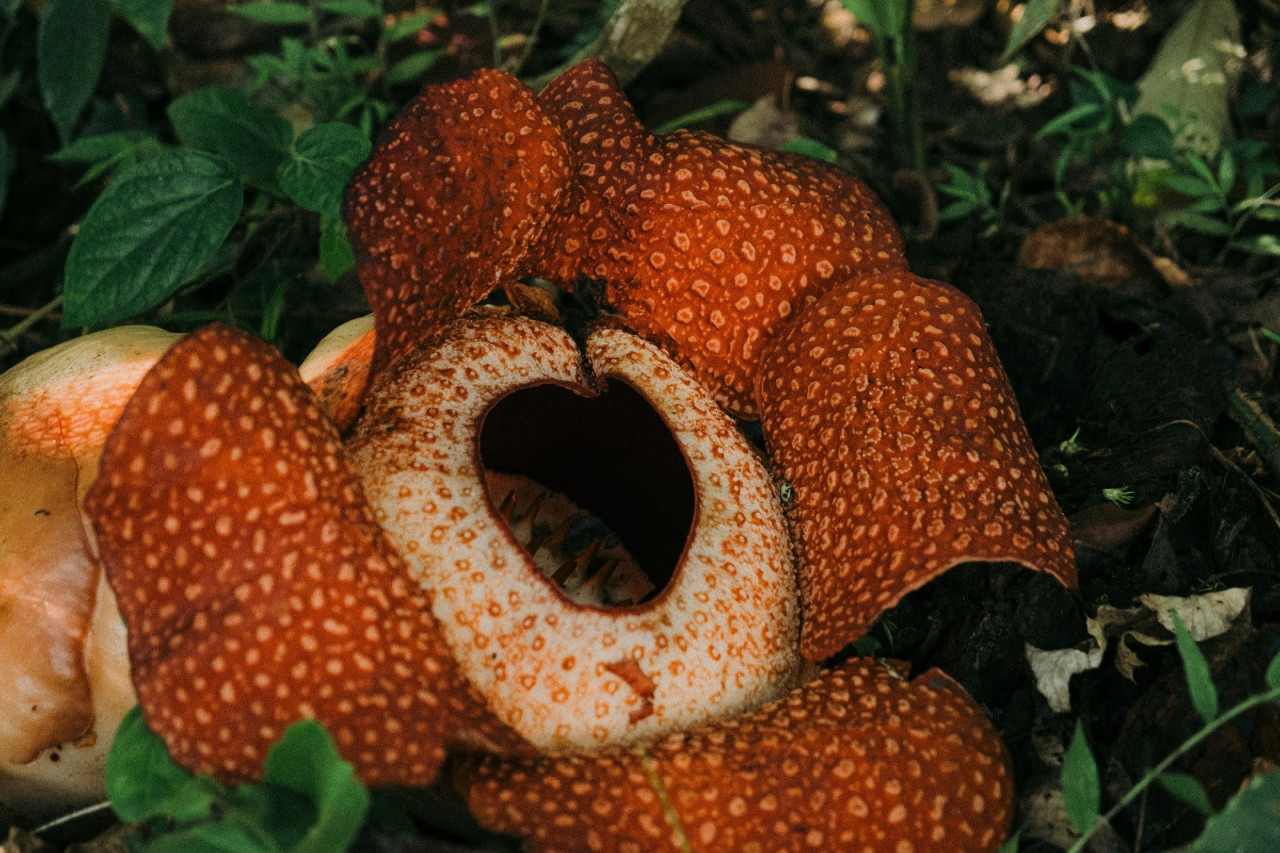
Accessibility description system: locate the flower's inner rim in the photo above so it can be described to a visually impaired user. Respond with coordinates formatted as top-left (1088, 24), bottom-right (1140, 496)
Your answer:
top-left (478, 379), bottom-right (696, 606)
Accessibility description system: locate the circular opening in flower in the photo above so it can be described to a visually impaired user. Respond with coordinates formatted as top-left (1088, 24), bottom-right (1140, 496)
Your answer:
top-left (479, 380), bottom-right (695, 607)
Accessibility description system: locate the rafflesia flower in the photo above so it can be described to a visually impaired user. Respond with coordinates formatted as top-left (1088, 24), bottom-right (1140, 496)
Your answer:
top-left (9, 60), bottom-right (1076, 851)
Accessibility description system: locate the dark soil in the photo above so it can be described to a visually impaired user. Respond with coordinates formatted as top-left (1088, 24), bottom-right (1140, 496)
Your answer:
top-left (3, 1), bottom-right (1279, 851)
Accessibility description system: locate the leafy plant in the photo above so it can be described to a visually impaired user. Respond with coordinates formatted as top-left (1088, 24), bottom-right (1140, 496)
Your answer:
top-left (936, 162), bottom-right (1003, 233)
top-left (839, 0), bottom-right (922, 172)
top-left (106, 707), bottom-right (370, 852)
top-left (40, 0), bottom-right (446, 345)
top-left (1055, 614), bottom-right (1280, 853)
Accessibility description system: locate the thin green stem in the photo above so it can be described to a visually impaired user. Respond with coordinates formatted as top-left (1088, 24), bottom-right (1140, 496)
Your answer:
top-left (1066, 686), bottom-right (1280, 853)
top-left (513, 0), bottom-right (551, 74)
top-left (631, 745), bottom-right (694, 853)
top-left (0, 295), bottom-right (64, 355)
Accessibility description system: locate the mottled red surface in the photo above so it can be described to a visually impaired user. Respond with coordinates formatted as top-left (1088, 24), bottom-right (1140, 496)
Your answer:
top-left (85, 325), bottom-right (524, 784)
top-left (458, 659), bottom-right (1013, 853)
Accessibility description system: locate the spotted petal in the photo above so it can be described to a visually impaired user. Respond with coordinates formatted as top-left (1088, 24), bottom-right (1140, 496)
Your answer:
top-left (534, 60), bottom-right (909, 418)
top-left (85, 324), bottom-right (524, 784)
top-left (756, 272), bottom-right (1077, 660)
top-left (458, 658), bottom-right (1013, 853)
top-left (345, 67), bottom-right (573, 375)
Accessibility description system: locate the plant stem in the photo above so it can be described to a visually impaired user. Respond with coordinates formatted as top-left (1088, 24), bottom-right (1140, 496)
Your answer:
top-left (532, 0), bottom-right (691, 88)
top-left (0, 295), bottom-right (64, 357)
top-left (1067, 686), bottom-right (1280, 853)
top-left (1226, 389), bottom-right (1280, 485)
top-left (631, 745), bottom-right (694, 853)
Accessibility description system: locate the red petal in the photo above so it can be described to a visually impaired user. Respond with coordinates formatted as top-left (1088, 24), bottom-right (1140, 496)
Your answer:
top-left (756, 272), bottom-right (1077, 660)
top-left (458, 658), bottom-right (1014, 853)
top-left (85, 324), bottom-right (523, 784)
top-left (346, 67), bottom-right (572, 375)
top-left (533, 60), bottom-right (908, 417)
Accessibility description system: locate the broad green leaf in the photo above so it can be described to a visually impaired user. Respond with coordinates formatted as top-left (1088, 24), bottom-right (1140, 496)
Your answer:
top-left (1134, 0), bottom-right (1242, 157)
top-left (1002, 0), bottom-right (1063, 61)
top-left (230, 1), bottom-right (313, 24)
top-left (1159, 771), bottom-right (1214, 816)
top-left (1121, 114), bottom-right (1175, 160)
top-left (1267, 651), bottom-right (1280, 690)
top-left (260, 719), bottom-right (369, 853)
top-left (1192, 768), bottom-right (1280, 853)
top-left (386, 49), bottom-right (444, 85)
top-left (319, 215), bottom-right (355, 281)
top-left (277, 122), bottom-right (370, 218)
top-left (37, 0), bottom-right (111, 145)
top-left (1172, 610), bottom-right (1219, 721)
top-left (316, 0), bottom-right (381, 16)
top-left (167, 87), bottom-right (293, 187)
top-left (115, 0), bottom-right (175, 51)
top-left (106, 707), bottom-right (221, 823)
top-left (62, 150), bottom-right (242, 327)
top-left (1061, 720), bottom-right (1100, 835)
top-left (385, 10), bottom-right (435, 43)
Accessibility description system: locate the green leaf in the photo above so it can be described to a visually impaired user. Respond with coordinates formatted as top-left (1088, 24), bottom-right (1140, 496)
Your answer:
top-left (1164, 209), bottom-right (1232, 236)
top-left (1036, 103), bottom-right (1102, 139)
top-left (37, 0), bottom-right (111, 145)
top-left (1121, 114), bottom-right (1176, 160)
top-left (1062, 720), bottom-right (1100, 835)
top-left (1172, 610), bottom-right (1219, 721)
top-left (315, 0), bottom-right (380, 16)
top-left (144, 821), bottom-right (269, 853)
top-left (1159, 771), bottom-right (1215, 816)
top-left (384, 10), bottom-right (434, 43)
top-left (385, 49), bottom-right (444, 86)
top-left (1266, 652), bottom-right (1280, 690)
top-left (114, 0), bottom-right (175, 51)
top-left (840, 0), bottom-right (910, 40)
top-left (260, 719), bottom-right (369, 853)
top-left (1192, 768), bottom-right (1280, 853)
top-left (167, 87), bottom-right (293, 187)
top-left (106, 707), bottom-right (222, 823)
top-left (1134, 0), bottom-right (1242, 157)
top-left (0, 131), bottom-right (11, 215)
top-left (277, 122), bottom-right (370, 218)
top-left (1157, 172), bottom-right (1217, 198)
top-left (996, 829), bottom-right (1022, 853)
top-left (1002, 0), bottom-right (1063, 61)
top-left (62, 150), bottom-right (242, 327)
top-left (1233, 234), bottom-right (1280, 256)
top-left (319, 215), bottom-right (355, 281)
top-left (47, 129), bottom-right (156, 164)
top-left (650, 100), bottom-right (750, 135)
top-left (230, 1), bottom-right (313, 24)
top-left (780, 137), bottom-right (839, 164)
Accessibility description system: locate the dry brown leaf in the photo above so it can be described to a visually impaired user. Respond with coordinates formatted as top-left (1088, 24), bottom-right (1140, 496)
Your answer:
top-left (1026, 644), bottom-right (1104, 713)
top-left (1139, 588), bottom-right (1251, 640)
